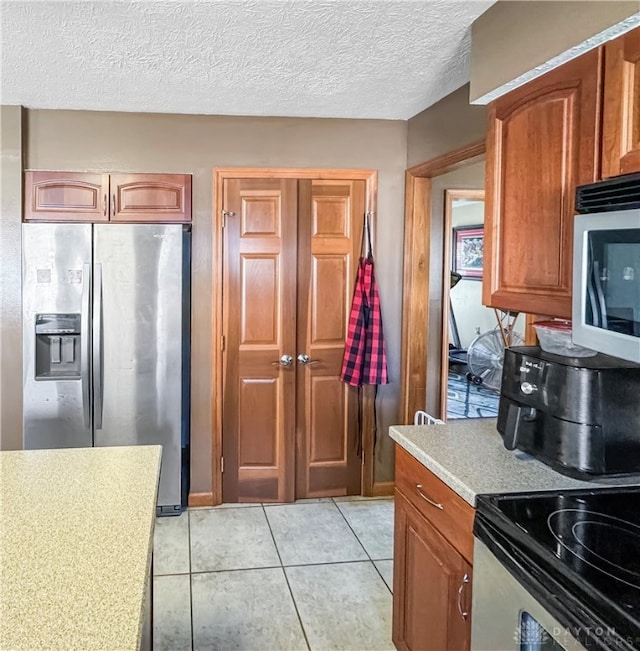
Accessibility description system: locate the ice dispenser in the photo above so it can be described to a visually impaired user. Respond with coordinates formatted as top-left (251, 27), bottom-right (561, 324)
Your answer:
top-left (35, 313), bottom-right (81, 380)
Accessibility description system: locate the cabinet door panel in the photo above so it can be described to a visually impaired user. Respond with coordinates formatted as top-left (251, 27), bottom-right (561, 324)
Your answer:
top-left (110, 173), bottom-right (191, 222)
top-left (484, 49), bottom-right (601, 318)
top-left (603, 27), bottom-right (640, 178)
top-left (393, 490), bottom-right (472, 651)
top-left (25, 172), bottom-right (109, 222)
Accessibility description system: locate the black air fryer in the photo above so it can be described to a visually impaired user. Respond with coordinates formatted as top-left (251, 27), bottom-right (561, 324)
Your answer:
top-left (498, 346), bottom-right (640, 479)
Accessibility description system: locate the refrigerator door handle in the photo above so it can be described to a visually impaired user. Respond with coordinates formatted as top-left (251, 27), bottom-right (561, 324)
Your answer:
top-left (93, 263), bottom-right (104, 430)
top-left (81, 262), bottom-right (91, 429)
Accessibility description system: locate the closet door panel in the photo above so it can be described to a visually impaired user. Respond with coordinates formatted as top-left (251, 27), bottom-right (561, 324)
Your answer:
top-left (296, 180), bottom-right (365, 498)
top-left (222, 178), bottom-right (298, 503)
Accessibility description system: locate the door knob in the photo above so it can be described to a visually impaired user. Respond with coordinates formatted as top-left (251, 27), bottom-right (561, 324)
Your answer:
top-left (271, 354), bottom-right (293, 367)
top-left (297, 354), bottom-right (319, 366)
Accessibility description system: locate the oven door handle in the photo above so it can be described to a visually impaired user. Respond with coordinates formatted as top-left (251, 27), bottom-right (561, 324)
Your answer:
top-left (457, 573), bottom-right (470, 620)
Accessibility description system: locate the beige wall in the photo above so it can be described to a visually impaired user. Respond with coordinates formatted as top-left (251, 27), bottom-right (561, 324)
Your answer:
top-left (17, 109), bottom-right (408, 493)
top-left (471, 1), bottom-right (640, 103)
top-left (0, 106), bottom-right (23, 451)
top-left (406, 84), bottom-right (486, 168)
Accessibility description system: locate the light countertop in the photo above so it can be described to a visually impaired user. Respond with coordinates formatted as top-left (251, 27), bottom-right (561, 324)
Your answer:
top-left (0, 445), bottom-right (162, 651)
top-left (389, 419), bottom-right (640, 506)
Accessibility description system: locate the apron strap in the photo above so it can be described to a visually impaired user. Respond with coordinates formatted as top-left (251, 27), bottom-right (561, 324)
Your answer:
top-left (361, 212), bottom-right (373, 258)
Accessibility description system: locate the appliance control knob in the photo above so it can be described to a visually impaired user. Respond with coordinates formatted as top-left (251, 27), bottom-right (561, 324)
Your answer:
top-left (521, 381), bottom-right (537, 395)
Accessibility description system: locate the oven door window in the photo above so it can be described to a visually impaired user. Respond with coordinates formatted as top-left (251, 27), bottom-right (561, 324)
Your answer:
top-left (586, 228), bottom-right (640, 336)
top-left (520, 612), bottom-right (565, 650)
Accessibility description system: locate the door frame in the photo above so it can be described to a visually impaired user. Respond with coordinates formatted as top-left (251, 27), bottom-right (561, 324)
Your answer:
top-left (399, 143), bottom-right (485, 425)
top-left (440, 189), bottom-right (485, 420)
top-left (208, 167), bottom-right (378, 506)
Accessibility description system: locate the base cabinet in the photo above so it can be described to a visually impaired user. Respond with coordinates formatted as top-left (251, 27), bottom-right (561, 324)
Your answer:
top-left (392, 446), bottom-right (474, 651)
top-left (393, 491), bottom-right (472, 651)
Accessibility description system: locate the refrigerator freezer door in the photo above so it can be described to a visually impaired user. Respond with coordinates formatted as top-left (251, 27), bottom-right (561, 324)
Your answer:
top-left (23, 224), bottom-right (93, 449)
top-left (93, 224), bottom-right (184, 510)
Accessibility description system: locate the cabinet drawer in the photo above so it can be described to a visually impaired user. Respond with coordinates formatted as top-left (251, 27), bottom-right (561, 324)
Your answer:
top-left (395, 445), bottom-right (475, 563)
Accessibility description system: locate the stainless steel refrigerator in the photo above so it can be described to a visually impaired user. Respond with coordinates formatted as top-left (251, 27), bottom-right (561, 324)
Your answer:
top-left (23, 223), bottom-right (191, 515)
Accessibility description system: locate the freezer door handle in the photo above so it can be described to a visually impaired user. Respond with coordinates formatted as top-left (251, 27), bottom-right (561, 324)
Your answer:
top-left (81, 263), bottom-right (91, 429)
top-left (93, 263), bottom-right (104, 429)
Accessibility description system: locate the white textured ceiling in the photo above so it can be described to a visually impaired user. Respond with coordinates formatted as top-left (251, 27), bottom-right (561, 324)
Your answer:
top-left (0, 0), bottom-right (494, 120)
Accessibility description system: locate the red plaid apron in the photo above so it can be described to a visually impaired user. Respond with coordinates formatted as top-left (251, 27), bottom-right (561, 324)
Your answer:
top-left (340, 253), bottom-right (389, 387)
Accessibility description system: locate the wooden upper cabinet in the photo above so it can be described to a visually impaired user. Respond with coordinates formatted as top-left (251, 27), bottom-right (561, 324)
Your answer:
top-left (24, 172), bottom-right (192, 223)
top-left (483, 48), bottom-right (602, 318)
top-left (25, 172), bottom-right (109, 222)
top-left (110, 174), bottom-right (192, 222)
top-left (602, 27), bottom-right (640, 178)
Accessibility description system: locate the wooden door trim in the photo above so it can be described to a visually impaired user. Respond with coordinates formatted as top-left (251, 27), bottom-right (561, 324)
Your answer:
top-left (188, 491), bottom-right (215, 507)
top-left (439, 189), bottom-right (485, 421)
top-left (400, 142), bottom-right (485, 425)
top-left (210, 167), bottom-right (378, 506)
top-left (407, 142), bottom-right (485, 178)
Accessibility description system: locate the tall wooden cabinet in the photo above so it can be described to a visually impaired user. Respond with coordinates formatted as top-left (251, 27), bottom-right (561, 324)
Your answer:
top-left (602, 27), bottom-right (640, 178)
top-left (393, 446), bottom-right (474, 651)
top-left (25, 171), bottom-right (192, 222)
top-left (483, 48), bottom-right (602, 318)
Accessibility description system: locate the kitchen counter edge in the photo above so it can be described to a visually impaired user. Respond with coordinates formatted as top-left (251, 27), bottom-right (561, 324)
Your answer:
top-left (389, 419), bottom-right (640, 507)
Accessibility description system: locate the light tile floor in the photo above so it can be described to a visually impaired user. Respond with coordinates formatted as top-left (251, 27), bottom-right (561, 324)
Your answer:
top-left (153, 496), bottom-right (394, 651)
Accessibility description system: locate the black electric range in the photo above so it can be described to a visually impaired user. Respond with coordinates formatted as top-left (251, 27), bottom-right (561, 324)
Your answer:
top-left (475, 486), bottom-right (640, 650)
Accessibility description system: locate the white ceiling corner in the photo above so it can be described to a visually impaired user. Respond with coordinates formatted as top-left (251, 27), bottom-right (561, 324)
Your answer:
top-left (0, 0), bottom-right (495, 120)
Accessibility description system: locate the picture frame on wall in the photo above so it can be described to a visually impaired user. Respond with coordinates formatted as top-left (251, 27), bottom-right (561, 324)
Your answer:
top-left (452, 225), bottom-right (484, 280)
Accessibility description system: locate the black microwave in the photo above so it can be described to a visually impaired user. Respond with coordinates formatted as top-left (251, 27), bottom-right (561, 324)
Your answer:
top-left (573, 173), bottom-right (640, 363)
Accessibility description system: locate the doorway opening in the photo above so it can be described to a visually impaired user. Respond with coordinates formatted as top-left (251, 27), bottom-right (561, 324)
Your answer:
top-left (400, 142), bottom-right (486, 424)
top-left (440, 190), bottom-right (524, 420)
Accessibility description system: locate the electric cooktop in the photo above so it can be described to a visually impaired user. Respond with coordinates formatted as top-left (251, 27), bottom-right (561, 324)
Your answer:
top-left (475, 487), bottom-right (640, 650)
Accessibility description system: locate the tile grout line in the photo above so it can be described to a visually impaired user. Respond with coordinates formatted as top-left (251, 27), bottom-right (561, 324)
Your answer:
top-left (332, 499), bottom-right (374, 562)
top-left (332, 499), bottom-right (394, 595)
top-left (154, 556), bottom-right (393, 578)
top-left (187, 509), bottom-right (194, 651)
top-left (261, 504), bottom-right (312, 651)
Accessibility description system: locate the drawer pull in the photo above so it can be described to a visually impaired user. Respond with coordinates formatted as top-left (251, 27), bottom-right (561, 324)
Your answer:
top-left (457, 573), bottom-right (470, 620)
top-left (415, 484), bottom-right (444, 510)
